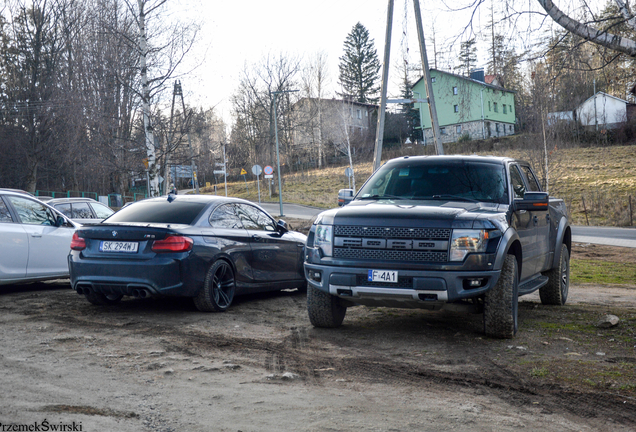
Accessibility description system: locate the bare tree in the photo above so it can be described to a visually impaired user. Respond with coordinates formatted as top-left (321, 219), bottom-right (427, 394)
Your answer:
top-left (299, 51), bottom-right (330, 168)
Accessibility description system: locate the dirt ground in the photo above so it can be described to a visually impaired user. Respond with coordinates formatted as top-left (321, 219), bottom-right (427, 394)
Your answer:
top-left (1, 243), bottom-right (635, 432)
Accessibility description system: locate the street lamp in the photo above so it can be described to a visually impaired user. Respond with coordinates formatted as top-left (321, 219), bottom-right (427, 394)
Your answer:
top-left (271, 89), bottom-right (298, 217)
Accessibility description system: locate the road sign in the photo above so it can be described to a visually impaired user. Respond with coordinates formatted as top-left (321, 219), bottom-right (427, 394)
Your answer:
top-left (345, 167), bottom-right (353, 177)
top-left (252, 165), bottom-right (262, 176)
top-left (264, 165), bottom-right (274, 175)
top-left (240, 168), bottom-right (247, 175)
top-left (264, 174), bottom-right (273, 179)
top-left (213, 170), bottom-right (226, 175)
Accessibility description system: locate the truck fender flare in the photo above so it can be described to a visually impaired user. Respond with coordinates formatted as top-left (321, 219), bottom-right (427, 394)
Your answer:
top-left (493, 228), bottom-right (522, 273)
top-left (551, 217), bottom-right (572, 269)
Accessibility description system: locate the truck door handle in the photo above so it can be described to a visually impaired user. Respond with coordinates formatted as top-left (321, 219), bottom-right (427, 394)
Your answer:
top-left (533, 216), bottom-right (538, 225)
top-left (31, 234), bottom-right (42, 238)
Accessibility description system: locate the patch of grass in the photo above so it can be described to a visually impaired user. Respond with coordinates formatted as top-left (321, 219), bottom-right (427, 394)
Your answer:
top-left (570, 259), bottom-right (636, 285)
top-left (530, 367), bottom-right (549, 378)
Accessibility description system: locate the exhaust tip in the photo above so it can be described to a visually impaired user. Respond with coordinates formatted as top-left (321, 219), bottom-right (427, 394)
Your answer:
top-left (131, 289), bottom-right (140, 298)
top-left (76, 287), bottom-right (84, 295)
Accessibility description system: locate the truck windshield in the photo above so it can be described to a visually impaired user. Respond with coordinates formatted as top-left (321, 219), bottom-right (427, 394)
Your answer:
top-left (357, 161), bottom-right (509, 204)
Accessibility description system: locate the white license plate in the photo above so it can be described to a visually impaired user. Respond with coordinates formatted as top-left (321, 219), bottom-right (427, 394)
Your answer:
top-left (368, 269), bottom-right (398, 283)
top-left (100, 241), bottom-right (139, 253)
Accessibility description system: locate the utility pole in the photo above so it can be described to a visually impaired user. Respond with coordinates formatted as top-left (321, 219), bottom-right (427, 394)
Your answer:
top-left (271, 89), bottom-right (299, 217)
top-left (372, 0), bottom-right (394, 172)
top-left (413, 0), bottom-right (443, 155)
top-left (164, 81), bottom-right (179, 196)
top-left (176, 81), bottom-right (200, 193)
top-left (373, 0), bottom-right (443, 172)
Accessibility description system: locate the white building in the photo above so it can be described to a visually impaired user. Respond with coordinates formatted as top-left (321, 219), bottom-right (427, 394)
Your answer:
top-left (576, 92), bottom-right (629, 129)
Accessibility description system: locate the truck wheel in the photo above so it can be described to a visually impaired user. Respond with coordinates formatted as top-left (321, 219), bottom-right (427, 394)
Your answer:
top-left (307, 285), bottom-right (346, 328)
top-left (84, 290), bottom-right (123, 306)
top-left (483, 254), bottom-right (518, 339)
top-left (194, 260), bottom-right (235, 312)
top-left (540, 244), bottom-right (569, 306)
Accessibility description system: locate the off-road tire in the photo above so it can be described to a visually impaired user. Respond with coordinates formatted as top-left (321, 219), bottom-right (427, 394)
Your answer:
top-left (84, 290), bottom-right (123, 306)
top-left (307, 285), bottom-right (346, 328)
top-left (194, 260), bottom-right (235, 312)
top-left (540, 244), bottom-right (570, 306)
top-left (483, 254), bottom-right (519, 339)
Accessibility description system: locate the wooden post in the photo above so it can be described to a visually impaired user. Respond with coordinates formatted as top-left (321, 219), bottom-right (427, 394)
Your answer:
top-left (581, 195), bottom-right (589, 226)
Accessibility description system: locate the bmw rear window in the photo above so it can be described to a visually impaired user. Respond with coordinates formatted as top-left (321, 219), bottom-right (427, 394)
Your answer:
top-left (105, 200), bottom-right (208, 225)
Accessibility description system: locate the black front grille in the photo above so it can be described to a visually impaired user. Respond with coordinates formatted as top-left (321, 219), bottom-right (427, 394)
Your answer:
top-left (334, 248), bottom-right (447, 262)
top-left (335, 226), bottom-right (451, 240)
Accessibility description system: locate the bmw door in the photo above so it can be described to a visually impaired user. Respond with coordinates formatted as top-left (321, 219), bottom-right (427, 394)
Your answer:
top-left (234, 203), bottom-right (303, 284)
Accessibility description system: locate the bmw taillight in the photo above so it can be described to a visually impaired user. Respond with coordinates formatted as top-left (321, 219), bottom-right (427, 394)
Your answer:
top-left (70, 232), bottom-right (86, 251)
top-left (151, 235), bottom-right (193, 253)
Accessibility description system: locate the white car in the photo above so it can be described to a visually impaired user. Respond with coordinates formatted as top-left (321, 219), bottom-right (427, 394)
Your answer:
top-left (46, 197), bottom-right (115, 224)
top-left (0, 189), bottom-right (79, 285)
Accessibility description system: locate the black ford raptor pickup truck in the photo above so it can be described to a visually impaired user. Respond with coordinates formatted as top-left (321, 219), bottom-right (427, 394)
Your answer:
top-left (304, 155), bottom-right (571, 338)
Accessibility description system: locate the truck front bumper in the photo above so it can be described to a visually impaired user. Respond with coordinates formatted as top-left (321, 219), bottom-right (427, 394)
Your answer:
top-left (304, 262), bottom-right (502, 310)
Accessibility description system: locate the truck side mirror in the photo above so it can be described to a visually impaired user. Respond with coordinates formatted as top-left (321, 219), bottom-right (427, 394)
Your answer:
top-left (338, 189), bottom-right (354, 206)
top-left (514, 191), bottom-right (549, 211)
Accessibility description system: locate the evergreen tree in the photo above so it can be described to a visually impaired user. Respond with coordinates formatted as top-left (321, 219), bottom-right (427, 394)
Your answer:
top-left (398, 61), bottom-right (421, 141)
top-left (457, 39), bottom-right (477, 76)
top-left (338, 22), bottom-right (381, 103)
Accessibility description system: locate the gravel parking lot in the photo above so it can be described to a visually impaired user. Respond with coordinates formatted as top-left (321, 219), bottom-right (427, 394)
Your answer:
top-left (1, 244), bottom-right (635, 431)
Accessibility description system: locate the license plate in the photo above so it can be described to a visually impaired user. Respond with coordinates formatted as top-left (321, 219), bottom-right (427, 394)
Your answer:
top-left (100, 241), bottom-right (139, 253)
top-left (368, 269), bottom-right (398, 283)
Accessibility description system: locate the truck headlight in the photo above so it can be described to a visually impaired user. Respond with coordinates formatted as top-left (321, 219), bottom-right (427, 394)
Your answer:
top-left (314, 224), bottom-right (333, 257)
top-left (450, 229), bottom-right (489, 261)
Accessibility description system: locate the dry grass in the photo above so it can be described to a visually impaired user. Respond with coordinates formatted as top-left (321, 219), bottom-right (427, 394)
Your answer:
top-left (198, 144), bottom-right (636, 226)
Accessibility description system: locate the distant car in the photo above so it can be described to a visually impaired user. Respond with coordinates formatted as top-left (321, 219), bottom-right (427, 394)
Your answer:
top-left (69, 195), bottom-right (307, 311)
top-left (46, 197), bottom-right (115, 224)
top-left (0, 189), bottom-right (79, 285)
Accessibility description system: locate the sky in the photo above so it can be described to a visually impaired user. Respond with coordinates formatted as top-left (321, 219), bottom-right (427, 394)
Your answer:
top-left (166, 0), bottom-right (605, 127)
top-left (169, 0), bottom-right (455, 125)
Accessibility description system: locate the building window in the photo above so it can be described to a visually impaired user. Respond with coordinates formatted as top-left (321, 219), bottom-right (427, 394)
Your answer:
top-left (365, 110), bottom-right (368, 117)
top-left (431, 77), bottom-right (436, 83)
top-left (503, 104), bottom-right (507, 114)
top-left (440, 127), bottom-right (446, 135)
top-left (488, 101), bottom-right (491, 111)
top-left (456, 125), bottom-right (462, 134)
top-left (494, 102), bottom-right (498, 113)
top-left (453, 86), bottom-right (458, 95)
top-left (357, 109), bottom-right (361, 119)
top-left (454, 105), bottom-right (459, 113)
top-left (495, 123), bottom-right (500, 133)
top-left (509, 125), bottom-right (513, 132)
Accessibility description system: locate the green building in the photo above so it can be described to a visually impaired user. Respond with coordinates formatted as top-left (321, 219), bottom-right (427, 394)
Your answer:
top-left (412, 69), bottom-right (516, 144)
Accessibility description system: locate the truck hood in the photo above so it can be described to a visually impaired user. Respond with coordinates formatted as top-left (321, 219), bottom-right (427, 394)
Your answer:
top-left (317, 199), bottom-right (508, 230)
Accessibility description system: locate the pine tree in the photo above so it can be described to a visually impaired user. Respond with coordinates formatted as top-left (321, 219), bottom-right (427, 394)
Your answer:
top-left (457, 39), bottom-right (477, 76)
top-left (338, 22), bottom-right (381, 103)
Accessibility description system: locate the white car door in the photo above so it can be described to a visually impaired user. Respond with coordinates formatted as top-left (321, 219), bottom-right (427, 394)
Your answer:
top-left (6, 195), bottom-right (75, 278)
top-left (0, 197), bottom-right (29, 283)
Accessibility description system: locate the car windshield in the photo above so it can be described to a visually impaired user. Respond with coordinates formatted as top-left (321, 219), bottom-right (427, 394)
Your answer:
top-left (105, 200), bottom-right (207, 225)
top-left (357, 161), bottom-right (509, 204)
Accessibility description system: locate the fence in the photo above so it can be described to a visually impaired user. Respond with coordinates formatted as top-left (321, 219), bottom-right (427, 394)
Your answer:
top-left (36, 190), bottom-right (97, 200)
